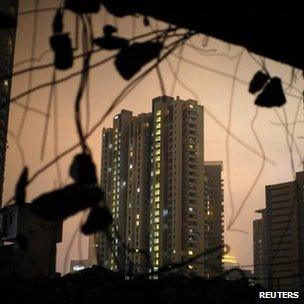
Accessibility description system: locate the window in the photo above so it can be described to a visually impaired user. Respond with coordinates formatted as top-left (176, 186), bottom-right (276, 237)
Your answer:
top-left (156, 110), bottom-right (161, 116)
top-left (188, 250), bottom-right (194, 256)
top-left (156, 123), bottom-right (161, 129)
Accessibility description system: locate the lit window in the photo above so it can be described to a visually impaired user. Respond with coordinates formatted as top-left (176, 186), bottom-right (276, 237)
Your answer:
top-left (156, 110), bottom-right (161, 116)
top-left (156, 252), bottom-right (159, 258)
top-left (136, 214), bottom-right (140, 219)
top-left (137, 187), bottom-right (140, 193)
top-left (154, 245), bottom-right (159, 251)
top-left (155, 196), bottom-right (160, 202)
top-left (188, 250), bottom-right (194, 256)
top-left (154, 231), bottom-right (159, 237)
top-left (156, 116), bottom-right (161, 122)
top-left (155, 149), bottom-right (160, 155)
top-left (155, 189), bottom-right (160, 195)
top-left (155, 260), bottom-right (159, 266)
top-left (189, 207), bottom-right (193, 212)
top-left (155, 136), bottom-right (161, 142)
top-left (129, 164), bottom-right (133, 169)
top-left (189, 265), bottom-right (193, 269)
top-left (156, 203), bottom-right (160, 209)
top-left (156, 156), bottom-right (160, 162)
top-left (156, 224), bottom-right (160, 229)
top-left (115, 115), bottom-right (119, 119)
top-left (155, 183), bottom-right (160, 189)
top-left (136, 220), bottom-right (139, 226)
top-left (154, 238), bottom-right (159, 244)
top-left (154, 210), bottom-right (159, 216)
top-left (154, 217), bottom-right (159, 223)
top-left (155, 169), bottom-right (160, 175)
top-left (155, 142), bottom-right (161, 148)
top-left (156, 123), bottom-right (161, 129)
top-left (189, 105), bottom-right (194, 108)
top-left (156, 129), bottom-right (161, 136)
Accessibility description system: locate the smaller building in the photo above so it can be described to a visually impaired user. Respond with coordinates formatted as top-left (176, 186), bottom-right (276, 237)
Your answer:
top-left (0, 203), bottom-right (62, 278)
top-left (70, 259), bottom-right (90, 273)
top-left (222, 254), bottom-right (239, 270)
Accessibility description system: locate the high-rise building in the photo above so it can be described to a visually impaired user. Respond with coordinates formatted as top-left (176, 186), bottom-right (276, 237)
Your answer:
top-left (0, 0), bottom-right (18, 205)
top-left (253, 171), bottom-right (304, 290)
top-left (204, 161), bottom-right (224, 276)
top-left (149, 96), bottom-right (204, 275)
top-left (92, 96), bottom-right (224, 277)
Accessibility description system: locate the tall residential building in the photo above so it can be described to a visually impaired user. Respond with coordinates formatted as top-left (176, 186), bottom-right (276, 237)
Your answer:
top-left (253, 171), bottom-right (304, 290)
top-left (0, 0), bottom-right (18, 205)
top-left (92, 96), bottom-right (224, 277)
top-left (204, 161), bottom-right (224, 276)
top-left (89, 110), bottom-right (152, 274)
top-left (149, 96), bottom-right (205, 275)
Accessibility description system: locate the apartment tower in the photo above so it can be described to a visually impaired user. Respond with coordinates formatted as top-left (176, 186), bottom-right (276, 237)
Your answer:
top-left (149, 96), bottom-right (204, 274)
top-left (204, 161), bottom-right (224, 276)
top-left (0, 0), bottom-right (18, 204)
top-left (253, 171), bottom-right (304, 289)
top-left (91, 96), bottom-right (225, 277)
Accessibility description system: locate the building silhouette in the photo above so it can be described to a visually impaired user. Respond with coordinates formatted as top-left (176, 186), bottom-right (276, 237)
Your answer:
top-left (90, 96), bottom-right (224, 276)
top-left (0, 203), bottom-right (62, 278)
top-left (0, 0), bottom-right (18, 205)
top-left (253, 171), bottom-right (304, 289)
top-left (204, 161), bottom-right (224, 276)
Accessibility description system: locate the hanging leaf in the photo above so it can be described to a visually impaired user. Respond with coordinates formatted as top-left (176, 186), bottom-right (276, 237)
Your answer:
top-left (93, 36), bottom-right (129, 50)
top-left (50, 33), bottom-right (73, 70)
top-left (255, 77), bottom-right (286, 107)
top-left (69, 153), bottom-right (97, 185)
top-left (81, 206), bottom-right (113, 235)
top-left (52, 9), bottom-right (63, 34)
top-left (114, 41), bottom-right (163, 80)
top-left (103, 25), bottom-right (117, 36)
top-left (64, 0), bottom-right (102, 14)
top-left (249, 71), bottom-right (270, 94)
top-left (15, 167), bottom-right (28, 206)
top-left (29, 184), bottom-right (104, 220)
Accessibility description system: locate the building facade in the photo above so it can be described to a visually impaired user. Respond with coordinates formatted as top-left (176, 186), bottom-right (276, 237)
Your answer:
top-left (91, 96), bottom-right (224, 277)
top-left (0, 0), bottom-right (18, 205)
top-left (253, 171), bottom-right (304, 290)
top-left (149, 96), bottom-right (204, 275)
top-left (204, 161), bottom-right (224, 276)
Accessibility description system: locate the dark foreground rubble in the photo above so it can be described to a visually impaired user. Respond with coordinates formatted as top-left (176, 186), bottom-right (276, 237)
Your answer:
top-left (0, 266), bottom-right (264, 304)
